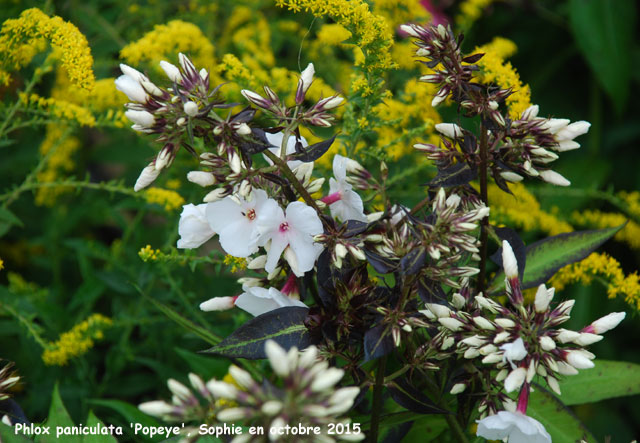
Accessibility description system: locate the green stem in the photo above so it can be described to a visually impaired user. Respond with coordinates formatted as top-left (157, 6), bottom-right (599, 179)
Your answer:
top-left (262, 149), bottom-right (321, 213)
top-left (422, 375), bottom-right (469, 443)
top-left (478, 123), bottom-right (489, 293)
top-left (0, 69), bottom-right (43, 141)
top-left (368, 355), bottom-right (387, 443)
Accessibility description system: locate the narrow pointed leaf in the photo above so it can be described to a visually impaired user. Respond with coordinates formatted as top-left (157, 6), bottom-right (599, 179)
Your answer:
top-left (388, 378), bottom-right (448, 415)
top-left (36, 384), bottom-right (81, 443)
top-left (364, 324), bottom-right (395, 362)
top-left (527, 387), bottom-right (597, 443)
top-left (290, 136), bottom-right (336, 162)
top-left (427, 163), bottom-right (477, 188)
top-left (544, 360), bottom-right (640, 405)
top-left (488, 224), bottom-right (624, 293)
top-left (206, 307), bottom-right (310, 359)
top-left (400, 247), bottom-right (426, 275)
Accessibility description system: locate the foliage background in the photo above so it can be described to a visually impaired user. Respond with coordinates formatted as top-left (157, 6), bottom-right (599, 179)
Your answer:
top-left (0, 0), bottom-right (639, 441)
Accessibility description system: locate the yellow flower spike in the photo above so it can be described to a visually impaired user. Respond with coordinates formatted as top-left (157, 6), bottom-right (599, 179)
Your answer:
top-left (120, 20), bottom-right (216, 75)
top-left (42, 314), bottom-right (112, 366)
top-left (0, 8), bottom-right (95, 90)
top-left (550, 252), bottom-right (640, 311)
top-left (223, 255), bottom-right (248, 273)
top-left (474, 37), bottom-right (532, 119)
top-left (373, 0), bottom-right (430, 29)
top-left (275, 0), bottom-right (396, 73)
top-left (0, 258), bottom-right (4, 271)
top-left (144, 188), bottom-right (186, 212)
top-left (138, 245), bottom-right (162, 262)
top-left (488, 183), bottom-right (573, 236)
top-left (571, 210), bottom-right (640, 250)
top-left (455, 0), bottom-right (495, 31)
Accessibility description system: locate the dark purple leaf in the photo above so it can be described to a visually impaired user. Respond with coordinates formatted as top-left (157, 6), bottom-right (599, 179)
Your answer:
top-left (290, 136), bottom-right (337, 162)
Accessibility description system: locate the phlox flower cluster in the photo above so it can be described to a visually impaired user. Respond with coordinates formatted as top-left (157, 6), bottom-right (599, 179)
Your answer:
top-left (139, 341), bottom-right (363, 443)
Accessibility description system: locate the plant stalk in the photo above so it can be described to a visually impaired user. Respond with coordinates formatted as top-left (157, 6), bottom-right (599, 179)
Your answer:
top-left (478, 122), bottom-right (489, 292)
top-left (368, 355), bottom-right (387, 443)
top-left (263, 149), bottom-right (321, 213)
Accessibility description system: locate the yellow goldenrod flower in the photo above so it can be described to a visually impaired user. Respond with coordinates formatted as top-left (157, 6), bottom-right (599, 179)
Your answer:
top-left (373, 0), bottom-right (430, 29)
top-left (571, 210), bottom-right (640, 250)
top-left (550, 252), bottom-right (640, 311)
top-left (139, 245), bottom-right (162, 262)
top-left (474, 37), bottom-right (532, 119)
top-left (316, 24), bottom-right (352, 46)
top-left (223, 255), bottom-right (247, 273)
top-left (120, 20), bottom-right (216, 74)
top-left (488, 183), bottom-right (573, 236)
top-left (144, 188), bottom-right (185, 212)
top-left (42, 314), bottom-right (112, 366)
top-left (0, 258), bottom-right (4, 271)
top-left (0, 8), bottom-right (94, 89)
top-left (19, 92), bottom-right (95, 127)
top-left (455, 0), bottom-right (495, 31)
top-left (275, 0), bottom-right (396, 73)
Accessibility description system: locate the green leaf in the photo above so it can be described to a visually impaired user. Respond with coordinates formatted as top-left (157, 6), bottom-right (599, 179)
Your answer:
top-left (206, 307), bottom-right (310, 359)
top-left (36, 384), bottom-right (82, 443)
top-left (87, 399), bottom-right (162, 442)
top-left (0, 422), bottom-right (33, 442)
top-left (488, 224), bottom-right (624, 294)
top-left (134, 285), bottom-right (221, 345)
top-left (0, 207), bottom-right (23, 238)
top-left (554, 360), bottom-right (640, 405)
top-left (569, 0), bottom-right (637, 112)
top-left (528, 387), bottom-right (597, 443)
top-left (174, 347), bottom-right (230, 379)
top-left (84, 411), bottom-right (118, 443)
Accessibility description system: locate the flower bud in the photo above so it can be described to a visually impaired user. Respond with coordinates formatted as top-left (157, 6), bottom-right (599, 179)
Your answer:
top-left (435, 123), bottom-right (462, 139)
top-left (501, 240), bottom-right (518, 279)
top-left (539, 170), bottom-right (570, 186)
top-left (187, 171), bottom-right (215, 187)
top-left (504, 367), bottom-right (527, 393)
top-left (589, 312), bottom-right (626, 334)
top-left (534, 284), bottom-right (554, 313)
top-left (200, 296), bottom-right (235, 311)
top-left (139, 401), bottom-right (174, 416)
top-left (566, 350), bottom-right (594, 369)
top-left (159, 60), bottom-right (181, 83)
top-left (134, 163), bottom-right (160, 191)
top-left (184, 101), bottom-right (199, 117)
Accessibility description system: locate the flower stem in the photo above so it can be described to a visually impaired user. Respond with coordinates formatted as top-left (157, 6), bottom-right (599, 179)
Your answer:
top-left (263, 149), bottom-right (321, 213)
top-left (368, 355), bottom-right (387, 443)
top-left (478, 122), bottom-right (489, 292)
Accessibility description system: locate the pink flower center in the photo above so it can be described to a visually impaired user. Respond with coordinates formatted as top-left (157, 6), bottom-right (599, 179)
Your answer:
top-left (321, 191), bottom-right (342, 205)
top-left (246, 209), bottom-right (256, 221)
top-left (279, 222), bottom-right (290, 233)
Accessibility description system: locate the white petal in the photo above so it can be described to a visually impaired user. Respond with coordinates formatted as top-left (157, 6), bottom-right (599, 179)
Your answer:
top-left (115, 75), bottom-right (148, 103)
top-left (234, 287), bottom-right (307, 317)
top-left (177, 204), bottom-right (215, 249)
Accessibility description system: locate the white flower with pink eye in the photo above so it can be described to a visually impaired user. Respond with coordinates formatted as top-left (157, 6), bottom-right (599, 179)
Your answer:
top-left (264, 132), bottom-right (306, 170)
top-left (476, 411), bottom-right (551, 443)
top-left (256, 201), bottom-right (323, 277)
top-left (205, 189), bottom-right (270, 257)
top-left (323, 155), bottom-right (367, 223)
top-left (234, 286), bottom-right (307, 317)
top-left (177, 204), bottom-right (215, 249)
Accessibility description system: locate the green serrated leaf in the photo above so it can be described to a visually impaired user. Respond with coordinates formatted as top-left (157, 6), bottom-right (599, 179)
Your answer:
top-left (553, 360), bottom-right (640, 405)
top-left (528, 387), bottom-right (597, 443)
top-left (569, 0), bottom-right (637, 112)
top-left (206, 307), bottom-right (310, 359)
top-left (36, 384), bottom-right (82, 443)
top-left (488, 224), bottom-right (624, 293)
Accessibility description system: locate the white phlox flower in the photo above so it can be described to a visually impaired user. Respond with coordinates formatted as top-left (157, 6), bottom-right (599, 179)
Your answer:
top-left (256, 201), bottom-right (323, 277)
top-left (476, 411), bottom-right (551, 443)
top-left (500, 337), bottom-right (528, 368)
top-left (205, 189), bottom-right (270, 257)
top-left (264, 132), bottom-right (306, 170)
top-left (324, 154), bottom-right (367, 222)
top-left (177, 204), bottom-right (216, 249)
top-left (234, 286), bottom-right (307, 317)
top-left (115, 64), bottom-right (150, 103)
